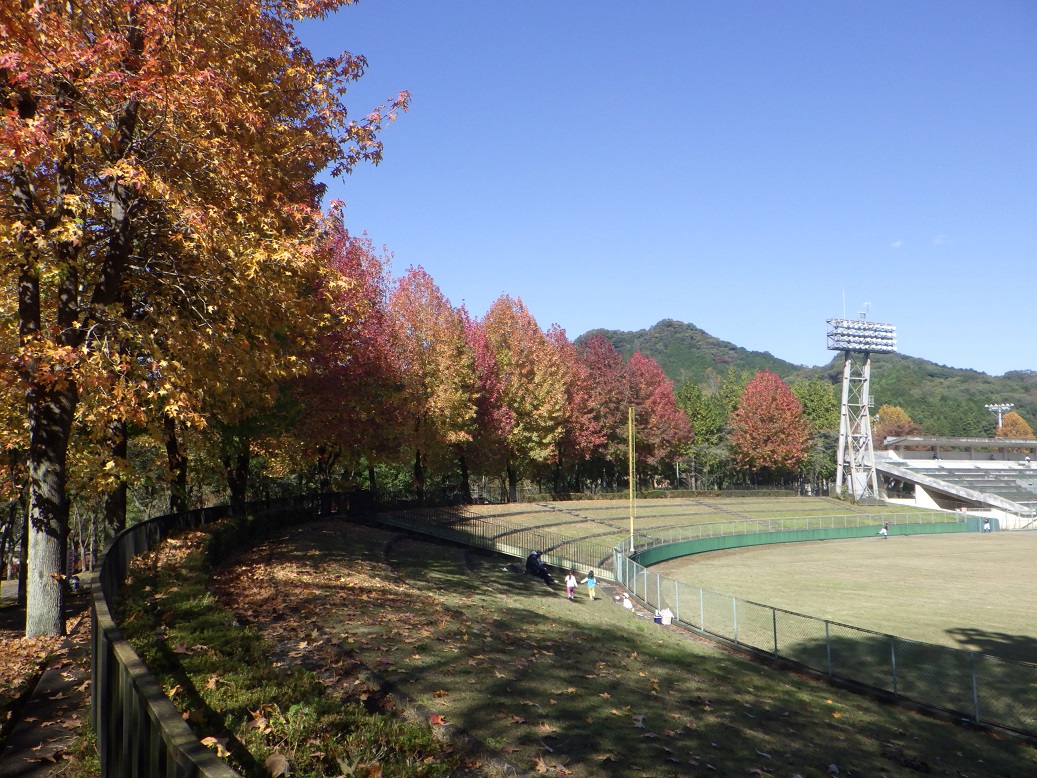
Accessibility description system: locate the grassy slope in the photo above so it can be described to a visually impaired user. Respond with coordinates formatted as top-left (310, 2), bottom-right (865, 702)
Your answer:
top-left (205, 519), bottom-right (1037, 778)
top-left (459, 497), bottom-right (941, 549)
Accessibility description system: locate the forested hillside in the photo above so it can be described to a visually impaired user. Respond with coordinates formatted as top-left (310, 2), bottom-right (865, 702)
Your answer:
top-left (578, 319), bottom-right (804, 383)
top-left (579, 319), bottom-right (1037, 436)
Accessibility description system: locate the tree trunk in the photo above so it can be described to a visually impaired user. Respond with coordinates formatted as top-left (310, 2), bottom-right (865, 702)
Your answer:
top-left (165, 415), bottom-right (188, 514)
top-left (368, 463), bottom-right (378, 501)
top-left (0, 519), bottom-right (9, 583)
top-left (413, 450), bottom-right (425, 504)
top-left (507, 461), bottom-right (518, 503)
top-left (224, 439), bottom-right (251, 508)
top-left (18, 504), bottom-right (28, 608)
top-left (458, 453), bottom-right (473, 504)
top-left (25, 380), bottom-right (76, 637)
top-left (104, 417), bottom-right (128, 534)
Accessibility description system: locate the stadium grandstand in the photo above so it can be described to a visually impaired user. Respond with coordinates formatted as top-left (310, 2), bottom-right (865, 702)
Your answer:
top-left (876, 436), bottom-right (1037, 526)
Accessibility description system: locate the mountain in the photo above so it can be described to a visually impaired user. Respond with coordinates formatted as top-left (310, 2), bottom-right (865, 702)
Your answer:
top-left (576, 319), bottom-right (1037, 434)
top-left (576, 319), bottom-right (806, 384)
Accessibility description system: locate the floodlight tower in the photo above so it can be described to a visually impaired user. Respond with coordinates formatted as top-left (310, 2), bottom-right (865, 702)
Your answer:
top-left (985, 403), bottom-right (1014, 431)
top-left (827, 316), bottom-right (897, 502)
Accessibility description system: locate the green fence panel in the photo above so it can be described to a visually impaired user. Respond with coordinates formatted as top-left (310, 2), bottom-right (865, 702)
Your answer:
top-left (636, 522), bottom-right (973, 568)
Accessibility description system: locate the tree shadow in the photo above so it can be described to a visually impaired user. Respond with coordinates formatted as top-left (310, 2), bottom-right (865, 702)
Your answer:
top-left (945, 626), bottom-right (1037, 664)
top-left (775, 627), bottom-right (1037, 735)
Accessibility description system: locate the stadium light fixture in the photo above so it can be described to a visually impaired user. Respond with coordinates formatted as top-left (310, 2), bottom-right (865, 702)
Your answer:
top-left (827, 318), bottom-right (897, 353)
top-left (985, 403), bottom-right (1015, 430)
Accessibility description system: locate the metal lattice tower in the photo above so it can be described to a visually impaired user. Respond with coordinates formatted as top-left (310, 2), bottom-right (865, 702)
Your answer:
top-left (827, 317), bottom-right (897, 502)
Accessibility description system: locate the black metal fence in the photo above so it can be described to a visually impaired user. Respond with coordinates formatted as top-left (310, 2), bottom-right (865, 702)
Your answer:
top-left (91, 496), bottom-right (318, 778)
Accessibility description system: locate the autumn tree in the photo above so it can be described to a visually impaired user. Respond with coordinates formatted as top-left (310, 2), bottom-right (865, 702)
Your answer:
top-left (483, 297), bottom-right (566, 502)
top-left (388, 268), bottom-right (477, 502)
top-left (626, 352), bottom-right (693, 480)
top-left (577, 335), bottom-right (629, 489)
top-left (458, 312), bottom-right (513, 502)
top-left (729, 371), bottom-right (810, 478)
top-left (0, 0), bottom-right (407, 636)
top-left (996, 411), bottom-right (1035, 440)
top-left (873, 404), bottom-right (922, 445)
top-left (288, 213), bottom-right (401, 497)
top-left (547, 327), bottom-right (604, 493)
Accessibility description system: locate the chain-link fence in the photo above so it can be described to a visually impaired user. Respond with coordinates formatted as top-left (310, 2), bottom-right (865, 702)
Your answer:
top-left (613, 537), bottom-right (1037, 736)
top-left (358, 503), bottom-right (1036, 735)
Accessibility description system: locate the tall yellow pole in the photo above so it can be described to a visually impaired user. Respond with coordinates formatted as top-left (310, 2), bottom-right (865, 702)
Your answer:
top-left (628, 407), bottom-right (635, 546)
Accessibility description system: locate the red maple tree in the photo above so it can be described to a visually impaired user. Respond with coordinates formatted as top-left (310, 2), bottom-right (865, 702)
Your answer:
top-left (729, 370), bottom-right (810, 476)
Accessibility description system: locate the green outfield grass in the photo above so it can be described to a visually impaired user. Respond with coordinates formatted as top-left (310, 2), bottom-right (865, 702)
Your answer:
top-left (654, 531), bottom-right (1037, 663)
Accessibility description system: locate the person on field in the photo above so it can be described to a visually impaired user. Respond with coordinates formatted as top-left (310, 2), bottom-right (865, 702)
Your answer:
top-left (879, 522), bottom-right (889, 539)
top-left (580, 570), bottom-right (597, 600)
top-left (565, 571), bottom-right (578, 600)
top-left (983, 519), bottom-right (992, 533)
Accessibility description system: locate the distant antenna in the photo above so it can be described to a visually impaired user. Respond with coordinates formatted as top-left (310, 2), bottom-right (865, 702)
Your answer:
top-left (842, 288), bottom-right (846, 319)
top-left (858, 301), bottom-right (871, 320)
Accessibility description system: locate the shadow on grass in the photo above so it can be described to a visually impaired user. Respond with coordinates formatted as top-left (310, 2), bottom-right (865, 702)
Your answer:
top-left (775, 627), bottom-right (1037, 736)
top-left (136, 516), bottom-right (1037, 777)
top-left (262, 521), bottom-right (1037, 776)
top-left (946, 626), bottom-right (1037, 664)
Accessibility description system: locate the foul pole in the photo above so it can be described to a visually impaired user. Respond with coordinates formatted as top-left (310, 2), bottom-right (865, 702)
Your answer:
top-left (628, 407), bottom-right (635, 546)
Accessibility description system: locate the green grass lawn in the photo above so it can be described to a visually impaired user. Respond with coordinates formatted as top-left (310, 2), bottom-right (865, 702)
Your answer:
top-left (655, 531), bottom-right (1037, 661)
top-left (187, 518), bottom-right (1037, 777)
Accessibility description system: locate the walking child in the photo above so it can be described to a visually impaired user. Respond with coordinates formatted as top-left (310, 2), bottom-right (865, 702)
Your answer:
top-left (565, 571), bottom-right (578, 600)
top-left (580, 570), bottom-right (597, 600)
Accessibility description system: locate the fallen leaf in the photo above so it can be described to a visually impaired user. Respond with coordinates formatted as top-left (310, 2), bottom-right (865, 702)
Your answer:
top-left (246, 709), bottom-right (273, 734)
top-left (266, 752), bottom-right (290, 777)
top-left (429, 714), bottom-right (447, 725)
top-left (632, 714), bottom-right (646, 728)
top-left (200, 736), bottom-right (230, 758)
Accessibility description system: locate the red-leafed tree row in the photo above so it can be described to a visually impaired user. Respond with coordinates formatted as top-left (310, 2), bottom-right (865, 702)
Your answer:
top-left (288, 222), bottom-right (694, 504)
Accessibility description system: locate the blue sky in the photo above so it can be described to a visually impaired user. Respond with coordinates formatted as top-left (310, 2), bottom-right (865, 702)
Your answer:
top-left (295, 1), bottom-right (1036, 376)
